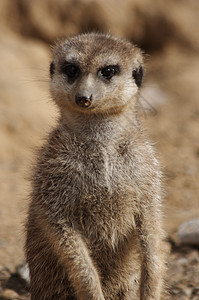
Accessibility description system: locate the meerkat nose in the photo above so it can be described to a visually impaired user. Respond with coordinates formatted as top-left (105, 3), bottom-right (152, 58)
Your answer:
top-left (75, 94), bottom-right (92, 108)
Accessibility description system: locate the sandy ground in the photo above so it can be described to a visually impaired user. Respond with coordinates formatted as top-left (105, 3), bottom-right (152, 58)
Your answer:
top-left (0, 0), bottom-right (199, 298)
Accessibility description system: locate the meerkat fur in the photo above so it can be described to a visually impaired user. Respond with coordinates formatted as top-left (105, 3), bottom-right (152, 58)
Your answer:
top-left (26, 33), bottom-right (166, 300)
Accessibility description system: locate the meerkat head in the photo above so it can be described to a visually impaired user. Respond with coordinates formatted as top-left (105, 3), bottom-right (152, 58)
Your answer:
top-left (50, 33), bottom-right (144, 115)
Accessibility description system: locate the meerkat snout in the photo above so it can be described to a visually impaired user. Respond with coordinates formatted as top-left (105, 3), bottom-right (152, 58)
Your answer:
top-left (75, 94), bottom-right (93, 108)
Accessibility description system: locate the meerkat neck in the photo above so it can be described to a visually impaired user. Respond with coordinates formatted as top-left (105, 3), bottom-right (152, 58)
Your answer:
top-left (59, 106), bottom-right (139, 142)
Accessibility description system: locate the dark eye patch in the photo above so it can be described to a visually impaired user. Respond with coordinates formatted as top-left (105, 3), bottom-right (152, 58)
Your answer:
top-left (61, 62), bottom-right (80, 81)
top-left (100, 65), bottom-right (120, 80)
top-left (50, 61), bottom-right (55, 78)
top-left (132, 66), bottom-right (143, 87)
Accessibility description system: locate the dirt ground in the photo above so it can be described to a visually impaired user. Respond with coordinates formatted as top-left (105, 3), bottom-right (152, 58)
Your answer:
top-left (0, 0), bottom-right (199, 299)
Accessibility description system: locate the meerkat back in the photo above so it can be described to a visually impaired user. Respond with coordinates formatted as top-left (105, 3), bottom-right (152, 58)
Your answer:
top-left (26, 33), bottom-right (166, 300)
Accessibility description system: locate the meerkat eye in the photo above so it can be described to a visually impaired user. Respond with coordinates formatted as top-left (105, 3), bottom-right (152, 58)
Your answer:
top-left (61, 62), bottom-right (80, 80)
top-left (50, 61), bottom-right (55, 78)
top-left (100, 65), bottom-right (119, 80)
top-left (132, 66), bottom-right (144, 87)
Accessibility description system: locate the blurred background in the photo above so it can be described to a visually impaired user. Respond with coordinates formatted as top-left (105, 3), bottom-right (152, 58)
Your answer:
top-left (0, 0), bottom-right (199, 299)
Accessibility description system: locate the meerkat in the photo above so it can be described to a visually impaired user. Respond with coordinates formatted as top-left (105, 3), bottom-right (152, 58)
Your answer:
top-left (26, 33), bottom-right (166, 300)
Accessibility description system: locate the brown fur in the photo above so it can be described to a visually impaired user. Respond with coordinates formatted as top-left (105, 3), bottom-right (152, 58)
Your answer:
top-left (26, 33), bottom-right (166, 300)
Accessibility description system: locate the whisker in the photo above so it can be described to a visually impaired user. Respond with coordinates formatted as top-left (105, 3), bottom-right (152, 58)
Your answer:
top-left (138, 94), bottom-right (157, 116)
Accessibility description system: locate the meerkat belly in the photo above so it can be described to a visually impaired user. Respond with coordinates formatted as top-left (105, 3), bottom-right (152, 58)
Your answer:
top-left (76, 176), bottom-right (141, 289)
top-left (78, 187), bottom-right (136, 241)
top-left (73, 154), bottom-right (137, 249)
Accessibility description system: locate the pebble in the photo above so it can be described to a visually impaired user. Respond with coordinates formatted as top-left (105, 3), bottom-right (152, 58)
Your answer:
top-left (183, 287), bottom-right (192, 297)
top-left (178, 217), bottom-right (199, 246)
top-left (176, 257), bottom-right (188, 265)
top-left (1, 289), bottom-right (19, 299)
top-left (16, 263), bottom-right (30, 284)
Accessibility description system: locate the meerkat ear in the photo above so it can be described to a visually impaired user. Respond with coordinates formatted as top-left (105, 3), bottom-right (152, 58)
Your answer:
top-left (132, 65), bottom-right (144, 87)
top-left (50, 61), bottom-right (55, 78)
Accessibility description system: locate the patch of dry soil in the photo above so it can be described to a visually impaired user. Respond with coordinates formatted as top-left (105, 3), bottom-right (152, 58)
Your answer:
top-left (0, 0), bottom-right (199, 298)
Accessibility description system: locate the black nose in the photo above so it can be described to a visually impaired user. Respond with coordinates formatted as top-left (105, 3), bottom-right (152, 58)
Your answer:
top-left (75, 94), bottom-right (92, 108)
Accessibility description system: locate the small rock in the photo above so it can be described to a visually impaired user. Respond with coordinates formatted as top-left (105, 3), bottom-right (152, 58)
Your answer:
top-left (183, 287), bottom-right (192, 297)
top-left (16, 263), bottom-right (30, 284)
top-left (176, 257), bottom-right (188, 265)
top-left (178, 217), bottom-right (199, 246)
top-left (1, 289), bottom-right (19, 299)
top-left (0, 267), bottom-right (10, 282)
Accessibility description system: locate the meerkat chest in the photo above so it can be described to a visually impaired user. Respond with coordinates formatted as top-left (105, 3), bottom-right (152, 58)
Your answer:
top-left (67, 139), bottom-right (136, 196)
top-left (66, 140), bottom-right (138, 242)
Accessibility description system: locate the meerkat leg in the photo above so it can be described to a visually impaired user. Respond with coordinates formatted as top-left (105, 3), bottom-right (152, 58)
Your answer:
top-left (135, 207), bottom-right (165, 300)
top-left (31, 215), bottom-right (105, 300)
